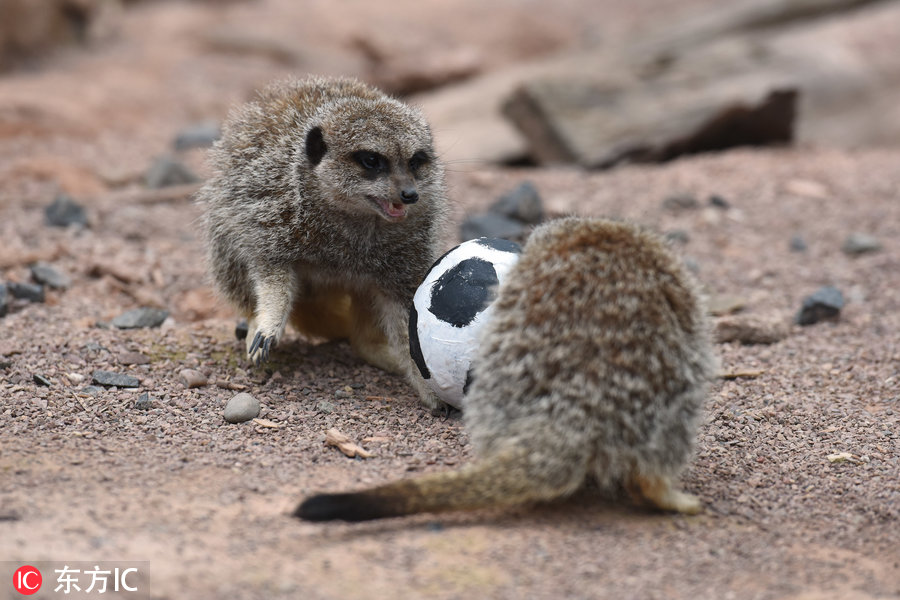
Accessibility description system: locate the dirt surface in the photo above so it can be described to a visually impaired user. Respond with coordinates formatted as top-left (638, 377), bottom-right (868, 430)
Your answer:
top-left (1, 2), bottom-right (899, 600)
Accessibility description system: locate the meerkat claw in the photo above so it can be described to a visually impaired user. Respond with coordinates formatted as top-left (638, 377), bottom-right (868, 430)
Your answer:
top-left (248, 332), bottom-right (275, 366)
top-left (248, 331), bottom-right (262, 355)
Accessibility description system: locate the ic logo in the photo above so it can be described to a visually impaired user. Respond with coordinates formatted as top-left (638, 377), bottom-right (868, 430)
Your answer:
top-left (12, 565), bottom-right (42, 595)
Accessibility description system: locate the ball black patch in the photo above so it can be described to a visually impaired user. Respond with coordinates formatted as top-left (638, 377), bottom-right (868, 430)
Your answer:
top-left (463, 367), bottom-right (475, 396)
top-left (475, 237), bottom-right (522, 254)
top-left (429, 257), bottom-right (498, 328)
top-left (408, 304), bottom-right (431, 380)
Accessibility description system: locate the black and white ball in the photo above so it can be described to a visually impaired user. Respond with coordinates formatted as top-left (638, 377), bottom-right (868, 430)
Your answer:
top-left (409, 237), bottom-right (522, 409)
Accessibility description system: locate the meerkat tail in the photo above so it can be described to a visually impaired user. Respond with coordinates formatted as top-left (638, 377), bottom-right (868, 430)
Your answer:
top-left (294, 446), bottom-right (579, 522)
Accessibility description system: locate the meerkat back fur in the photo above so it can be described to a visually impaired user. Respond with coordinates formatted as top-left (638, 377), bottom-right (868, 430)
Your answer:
top-left (198, 76), bottom-right (449, 407)
top-left (295, 216), bottom-right (717, 521)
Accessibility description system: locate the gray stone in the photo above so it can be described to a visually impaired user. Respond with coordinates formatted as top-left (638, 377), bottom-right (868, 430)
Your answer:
top-left (8, 282), bottom-right (45, 303)
top-left (0, 283), bottom-right (8, 317)
top-left (316, 400), bottom-right (335, 414)
top-left (224, 392), bottom-right (260, 424)
top-left (665, 229), bottom-right (691, 245)
top-left (709, 194), bottom-right (730, 209)
top-left (796, 286), bottom-right (844, 326)
top-left (92, 370), bottom-right (141, 388)
top-left (842, 232), bottom-right (882, 256)
top-left (45, 194), bottom-right (88, 228)
top-left (789, 234), bottom-right (807, 252)
top-left (173, 122), bottom-right (221, 150)
top-left (489, 181), bottom-right (544, 225)
top-left (134, 392), bottom-right (153, 411)
top-left (144, 155), bottom-right (199, 189)
top-left (80, 385), bottom-right (104, 396)
top-left (30, 262), bottom-right (71, 290)
top-left (663, 194), bottom-right (700, 211)
top-left (112, 308), bottom-right (169, 329)
top-left (460, 213), bottom-right (529, 242)
top-left (33, 373), bottom-right (52, 387)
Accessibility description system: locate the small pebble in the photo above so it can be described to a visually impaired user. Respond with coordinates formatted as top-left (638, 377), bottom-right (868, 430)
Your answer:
top-left (45, 194), bottom-right (88, 228)
top-left (709, 194), bottom-right (730, 209)
top-left (316, 400), bottom-right (335, 414)
top-left (173, 122), bottom-right (221, 151)
top-left (662, 193), bottom-right (699, 211)
top-left (664, 229), bottom-right (690, 245)
top-left (224, 392), bottom-right (261, 423)
top-left (235, 320), bottom-right (249, 340)
top-left (144, 155), bottom-right (199, 189)
top-left (30, 262), bottom-right (71, 290)
top-left (33, 374), bottom-right (52, 387)
top-left (460, 213), bottom-right (528, 242)
top-left (92, 370), bottom-right (141, 388)
top-left (134, 392), bottom-right (153, 411)
top-left (180, 368), bottom-right (208, 389)
top-left (0, 283), bottom-right (8, 317)
top-left (842, 232), bottom-right (882, 256)
top-left (796, 286), bottom-right (844, 326)
top-left (334, 389), bottom-right (352, 399)
top-left (7, 282), bottom-right (45, 303)
top-left (112, 307), bottom-right (169, 329)
top-left (80, 385), bottom-right (104, 397)
top-left (489, 181), bottom-right (543, 225)
top-left (789, 234), bottom-right (807, 252)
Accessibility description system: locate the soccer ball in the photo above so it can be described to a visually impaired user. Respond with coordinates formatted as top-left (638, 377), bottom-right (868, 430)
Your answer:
top-left (409, 237), bottom-right (522, 409)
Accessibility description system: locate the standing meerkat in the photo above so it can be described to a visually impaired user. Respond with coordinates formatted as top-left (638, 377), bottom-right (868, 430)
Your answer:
top-left (295, 216), bottom-right (717, 521)
top-left (198, 76), bottom-right (449, 408)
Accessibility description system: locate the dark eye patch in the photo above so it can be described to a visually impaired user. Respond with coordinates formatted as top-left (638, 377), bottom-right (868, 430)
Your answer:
top-left (409, 150), bottom-right (430, 173)
top-left (352, 151), bottom-right (389, 177)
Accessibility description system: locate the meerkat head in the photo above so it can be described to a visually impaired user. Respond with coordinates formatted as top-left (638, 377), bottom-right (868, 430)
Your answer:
top-left (304, 97), bottom-right (442, 223)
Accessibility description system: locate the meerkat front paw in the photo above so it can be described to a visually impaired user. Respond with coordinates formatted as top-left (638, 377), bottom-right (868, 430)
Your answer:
top-left (245, 315), bottom-right (286, 366)
top-left (247, 330), bottom-right (277, 366)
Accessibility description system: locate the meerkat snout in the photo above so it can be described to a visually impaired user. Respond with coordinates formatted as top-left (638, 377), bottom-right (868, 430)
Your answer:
top-left (400, 188), bottom-right (419, 204)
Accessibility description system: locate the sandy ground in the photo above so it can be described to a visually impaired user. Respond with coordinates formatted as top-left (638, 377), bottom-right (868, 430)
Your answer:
top-left (1, 2), bottom-right (899, 599)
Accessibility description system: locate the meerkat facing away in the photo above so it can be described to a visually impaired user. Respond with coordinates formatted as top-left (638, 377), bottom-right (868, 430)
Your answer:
top-left (295, 216), bottom-right (717, 521)
top-left (198, 76), bottom-right (449, 408)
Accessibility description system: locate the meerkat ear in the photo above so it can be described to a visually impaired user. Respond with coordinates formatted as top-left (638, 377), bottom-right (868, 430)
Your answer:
top-left (305, 126), bottom-right (327, 166)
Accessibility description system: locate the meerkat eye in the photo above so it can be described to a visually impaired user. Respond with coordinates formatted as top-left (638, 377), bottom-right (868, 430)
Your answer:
top-left (409, 150), bottom-right (430, 173)
top-left (353, 151), bottom-right (388, 174)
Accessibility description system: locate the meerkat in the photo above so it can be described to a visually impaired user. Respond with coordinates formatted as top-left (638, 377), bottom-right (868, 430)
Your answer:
top-left (198, 76), bottom-right (449, 408)
top-left (295, 216), bottom-right (717, 521)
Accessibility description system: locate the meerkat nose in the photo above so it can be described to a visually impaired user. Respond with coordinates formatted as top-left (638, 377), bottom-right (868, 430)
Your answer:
top-left (400, 188), bottom-right (419, 204)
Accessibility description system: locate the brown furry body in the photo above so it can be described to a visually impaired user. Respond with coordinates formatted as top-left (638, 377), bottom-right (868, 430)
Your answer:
top-left (296, 217), bottom-right (717, 521)
top-left (198, 76), bottom-right (449, 407)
